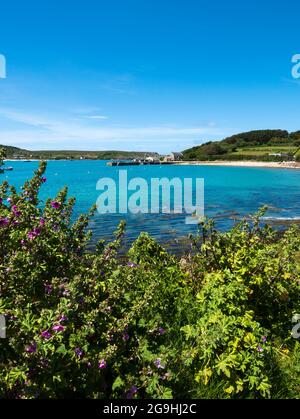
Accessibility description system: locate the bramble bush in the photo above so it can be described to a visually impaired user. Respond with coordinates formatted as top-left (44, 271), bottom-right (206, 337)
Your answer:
top-left (0, 162), bottom-right (300, 399)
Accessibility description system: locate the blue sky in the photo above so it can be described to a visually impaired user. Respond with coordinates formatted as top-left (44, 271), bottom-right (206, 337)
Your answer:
top-left (0, 0), bottom-right (300, 153)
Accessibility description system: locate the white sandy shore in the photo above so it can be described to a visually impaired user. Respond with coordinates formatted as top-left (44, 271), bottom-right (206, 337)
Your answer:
top-left (175, 160), bottom-right (300, 169)
top-left (5, 159), bottom-right (300, 169)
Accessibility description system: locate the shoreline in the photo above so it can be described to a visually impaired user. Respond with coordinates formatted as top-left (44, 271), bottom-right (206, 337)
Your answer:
top-left (4, 159), bottom-right (300, 170)
top-left (175, 160), bottom-right (300, 169)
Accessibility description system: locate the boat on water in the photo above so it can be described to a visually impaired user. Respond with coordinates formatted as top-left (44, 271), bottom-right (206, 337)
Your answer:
top-left (4, 166), bottom-right (14, 171)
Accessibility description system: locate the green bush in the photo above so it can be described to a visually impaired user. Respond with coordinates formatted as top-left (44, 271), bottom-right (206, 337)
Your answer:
top-left (0, 163), bottom-right (299, 399)
top-left (295, 150), bottom-right (300, 162)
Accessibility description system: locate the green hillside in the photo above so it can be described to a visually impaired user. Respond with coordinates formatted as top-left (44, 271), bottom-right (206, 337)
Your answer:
top-left (183, 130), bottom-right (300, 161)
top-left (0, 145), bottom-right (160, 160)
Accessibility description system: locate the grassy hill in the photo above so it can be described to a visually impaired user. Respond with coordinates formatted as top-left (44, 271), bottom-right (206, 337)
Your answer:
top-left (182, 130), bottom-right (300, 162)
top-left (0, 145), bottom-right (160, 160)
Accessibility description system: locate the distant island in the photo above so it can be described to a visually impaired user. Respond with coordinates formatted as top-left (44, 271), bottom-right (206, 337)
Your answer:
top-left (0, 145), bottom-right (160, 161)
top-left (2, 129), bottom-right (300, 163)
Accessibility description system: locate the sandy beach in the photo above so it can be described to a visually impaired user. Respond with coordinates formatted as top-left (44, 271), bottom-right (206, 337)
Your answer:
top-left (5, 159), bottom-right (300, 169)
top-left (176, 160), bottom-right (300, 169)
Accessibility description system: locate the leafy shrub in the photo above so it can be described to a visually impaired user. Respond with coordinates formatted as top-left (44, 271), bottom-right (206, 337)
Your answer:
top-left (0, 163), bottom-right (299, 399)
top-left (295, 150), bottom-right (300, 162)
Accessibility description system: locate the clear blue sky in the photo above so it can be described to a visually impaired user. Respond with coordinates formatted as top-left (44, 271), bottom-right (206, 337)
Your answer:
top-left (0, 0), bottom-right (300, 153)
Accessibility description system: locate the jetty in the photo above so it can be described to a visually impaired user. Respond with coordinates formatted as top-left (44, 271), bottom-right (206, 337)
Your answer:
top-left (108, 160), bottom-right (160, 167)
top-left (106, 160), bottom-right (181, 167)
top-left (107, 152), bottom-right (185, 167)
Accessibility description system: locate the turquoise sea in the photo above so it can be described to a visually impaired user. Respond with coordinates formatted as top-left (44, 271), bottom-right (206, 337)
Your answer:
top-left (3, 160), bottom-right (300, 248)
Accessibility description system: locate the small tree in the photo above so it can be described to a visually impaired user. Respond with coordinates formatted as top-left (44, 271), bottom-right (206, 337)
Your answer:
top-left (294, 149), bottom-right (300, 162)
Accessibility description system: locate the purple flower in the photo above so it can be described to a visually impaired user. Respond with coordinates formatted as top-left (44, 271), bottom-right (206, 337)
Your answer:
top-left (52, 324), bottom-right (65, 333)
top-left (98, 359), bottom-right (107, 369)
top-left (44, 284), bottom-right (52, 295)
top-left (0, 198), bottom-right (2, 204)
top-left (41, 330), bottom-right (51, 339)
top-left (154, 358), bottom-right (165, 369)
top-left (25, 342), bottom-right (37, 354)
top-left (27, 231), bottom-right (36, 240)
top-left (86, 361), bottom-right (92, 369)
top-left (126, 386), bottom-right (138, 399)
top-left (74, 348), bottom-right (84, 358)
top-left (12, 205), bottom-right (21, 217)
top-left (58, 315), bottom-right (68, 322)
top-left (158, 327), bottom-right (166, 335)
top-left (41, 177), bottom-right (47, 183)
top-left (262, 336), bottom-right (267, 343)
top-left (122, 333), bottom-right (129, 341)
top-left (0, 217), bottom-right (9, 227)
top-left (127, 261), bottom-right (138, 268)
top-left (7, 197), bottom-right (12, 203)
top-left (257, 345), bottom-right (264, 353)
top-left (39, 218), bottom-right (45, 226)
top-left (50, 201), bottom-right (61, 210)
top-left (28, 227), bottom-right (41, 240)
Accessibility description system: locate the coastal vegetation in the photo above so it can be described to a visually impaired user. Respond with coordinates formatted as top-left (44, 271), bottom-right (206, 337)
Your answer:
top-left (0, 145), bottom-right (159, 161)
top-left (0, 163), bottom-right (299, 399)
top-left (183, 130), bottom-right (300, 161)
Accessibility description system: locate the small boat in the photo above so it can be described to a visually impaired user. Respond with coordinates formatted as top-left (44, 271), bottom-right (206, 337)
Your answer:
top-left (4, 166), bottom-right (13, 171)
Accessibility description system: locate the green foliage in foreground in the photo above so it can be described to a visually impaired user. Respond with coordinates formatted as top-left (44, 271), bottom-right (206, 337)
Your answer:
top-left (0, 163), bottom-right (300, 399)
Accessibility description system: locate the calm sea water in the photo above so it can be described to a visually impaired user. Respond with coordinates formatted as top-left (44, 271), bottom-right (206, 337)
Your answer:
top-left (3, 160), bottom-right (300, 248)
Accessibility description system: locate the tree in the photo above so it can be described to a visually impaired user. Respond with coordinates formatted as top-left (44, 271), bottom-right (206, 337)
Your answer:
top-left (294, 149), bottom-right (300, 162)
top-left (290, 131), bottom-right (300, 141)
